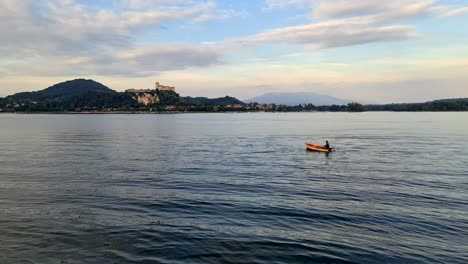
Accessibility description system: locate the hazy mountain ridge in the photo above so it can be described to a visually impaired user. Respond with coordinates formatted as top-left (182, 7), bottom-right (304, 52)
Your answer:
top-left (245, 92), bottom-right (351, 106)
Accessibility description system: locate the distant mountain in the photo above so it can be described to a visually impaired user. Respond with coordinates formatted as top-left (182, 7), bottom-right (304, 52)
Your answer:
top-left (184, 96), bottom-right (245, 106)
top-left (245, 92), bottom-right (351, 106)
top-left (7, 79), bottom-right (116, 101)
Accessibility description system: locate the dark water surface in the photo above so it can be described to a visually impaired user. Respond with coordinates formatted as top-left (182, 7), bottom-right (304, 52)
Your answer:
top-left (1, 113), bottom-right (467, 263)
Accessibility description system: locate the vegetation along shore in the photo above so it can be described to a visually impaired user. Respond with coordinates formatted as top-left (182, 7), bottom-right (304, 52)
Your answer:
top-left (1, 79), bottom-right (467, 113)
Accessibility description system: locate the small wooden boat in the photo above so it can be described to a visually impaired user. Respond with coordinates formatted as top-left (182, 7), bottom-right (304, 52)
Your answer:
top-left (305, 143), bottom-right (332, 153)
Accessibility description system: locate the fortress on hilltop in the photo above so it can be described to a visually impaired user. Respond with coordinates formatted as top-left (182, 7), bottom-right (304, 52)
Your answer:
top-left (155, 82), bottom-right (175, 92)
top-left (126, 82), bottom-right (176, 93)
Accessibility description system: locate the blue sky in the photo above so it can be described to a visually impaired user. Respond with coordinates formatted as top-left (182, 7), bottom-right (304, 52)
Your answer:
top-left (1, 0), bottom-right (468, 103)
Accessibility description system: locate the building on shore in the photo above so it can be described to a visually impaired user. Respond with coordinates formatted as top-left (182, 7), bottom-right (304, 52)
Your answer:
top-left (125, 82), bottom-right (176, 93)
top-left (155, 82), bottom-right (175, 92)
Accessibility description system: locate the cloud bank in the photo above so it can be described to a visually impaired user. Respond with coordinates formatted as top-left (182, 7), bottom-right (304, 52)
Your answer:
top-left (1, 0), bottom-right (468, 102)
top-left (0, 0), bottom-right (231, 76)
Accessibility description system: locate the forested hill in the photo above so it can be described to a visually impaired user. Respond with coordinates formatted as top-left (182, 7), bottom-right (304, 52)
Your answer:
top-left (0, 79), bottom-right (247, 112)
top-left (183, 96), bottom-right (245, 106)
top-left (7, 79), bottom-right (116, 101)
top-left (431, 98), bottom-right (468, 103)
top-left (364, 100), bottom-right (468, 111)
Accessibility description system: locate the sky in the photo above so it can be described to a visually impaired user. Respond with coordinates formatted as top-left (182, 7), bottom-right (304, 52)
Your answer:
top-left (1, 0), bottom-right (468, 103)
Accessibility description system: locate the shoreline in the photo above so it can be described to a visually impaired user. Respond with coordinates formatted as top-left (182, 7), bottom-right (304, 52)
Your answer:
top-left (1, 110), bottom-right (467, 115)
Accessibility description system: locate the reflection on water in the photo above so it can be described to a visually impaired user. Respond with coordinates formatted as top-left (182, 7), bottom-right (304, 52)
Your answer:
top-left (1, 113), bottom-right (467, 263)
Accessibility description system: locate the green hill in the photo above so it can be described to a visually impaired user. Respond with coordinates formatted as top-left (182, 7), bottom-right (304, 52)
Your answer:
top-left (431, 98), bottom-right (468, 103)
top-left (2, 79), bottom-right (139, 111)
top-left (1, 79), bottom-right (250, 112)
top-left (183, 96), bottom-right (245, 106)
top-left (7, 79), bottom-right (116, 102)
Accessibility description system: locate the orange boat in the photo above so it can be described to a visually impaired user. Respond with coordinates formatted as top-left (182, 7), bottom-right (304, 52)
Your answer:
top-left (305, 143), bottom-right (333, 153)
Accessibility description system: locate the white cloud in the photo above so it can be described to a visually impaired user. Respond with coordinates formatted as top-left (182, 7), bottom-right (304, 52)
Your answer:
top-left (264, 0), bottom-right (467, 21)
top-left (312, 0), bottom-right (437, 20)
top-left (0, 0), bottom-right (241, 57)
top-left (442, 7), bottom-right (468, 17)
top-left (263, 0), bottom-right (313, 11)
top-left (0, 0), bottom-right (237, 77)
top-left (3, 44), bottom-right (221, 78)
top-left (313, 0), bottom-right (391, 19)
top-left (242, 19), bottom-right (418, 49)
top-left (102, 45), bottom-right (221, 76)
top-left (250, 0), bottom-right (468, 49)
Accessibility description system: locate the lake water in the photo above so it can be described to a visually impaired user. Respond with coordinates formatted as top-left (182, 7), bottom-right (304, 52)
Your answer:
top-left (1, 113), bottom-right (467, 264)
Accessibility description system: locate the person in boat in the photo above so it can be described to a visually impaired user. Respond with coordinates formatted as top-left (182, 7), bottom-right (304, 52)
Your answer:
top-left (324, 140), bottom-right (330, 149)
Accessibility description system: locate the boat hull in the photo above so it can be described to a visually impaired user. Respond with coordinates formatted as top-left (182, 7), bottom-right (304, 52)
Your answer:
top-left (305, 143), bottom-right (332, 153)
